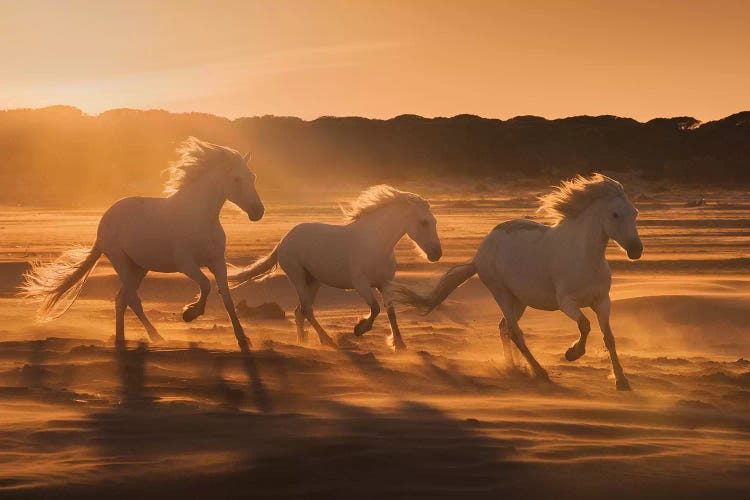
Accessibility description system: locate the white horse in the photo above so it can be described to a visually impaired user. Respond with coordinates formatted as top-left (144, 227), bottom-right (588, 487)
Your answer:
top-left (229, 185), bottom-right (442, 350)
top-left (394, 174), bottom-right (642, 390)
top-left (21, 137), bottom-right (265, 351)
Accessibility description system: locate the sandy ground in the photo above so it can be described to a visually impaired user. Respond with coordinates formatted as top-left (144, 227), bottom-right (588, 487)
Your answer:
top-left (1, 183), bottom-right (750, 498)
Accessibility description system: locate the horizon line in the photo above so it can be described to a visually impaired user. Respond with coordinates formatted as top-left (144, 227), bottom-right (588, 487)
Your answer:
top-left (2, 104), bottom-right (749, 126)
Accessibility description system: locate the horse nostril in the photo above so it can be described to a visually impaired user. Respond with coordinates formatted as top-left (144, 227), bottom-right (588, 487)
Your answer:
top-left (627, 241), bottom-right (643, 260)
top-left (248, 204), bottom-right (264, 221)
top-left (429, 246), bottom-right (442, 262)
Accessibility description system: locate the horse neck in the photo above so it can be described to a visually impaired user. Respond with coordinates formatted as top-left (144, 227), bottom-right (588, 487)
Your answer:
top-left (350, 204), bottom-right (408, 255)
top-left (554, 205), bottom-right (608, 262)
top-left (168, 179), bottom-right (226, 222)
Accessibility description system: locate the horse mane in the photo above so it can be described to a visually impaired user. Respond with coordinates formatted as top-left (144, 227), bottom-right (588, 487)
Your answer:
top-left (163, 137), bottom-right (242, 194)
top-left (538, 173), bottom-right (625, 224)
top-left (341, 185), bottom-right (429, 221)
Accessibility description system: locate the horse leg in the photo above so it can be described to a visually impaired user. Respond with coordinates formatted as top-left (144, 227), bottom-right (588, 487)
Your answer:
top-left (128, 268), bottom-right (164, 342)
top-left (294, 305), bottom-right (308, 344)
top-left (300, 280), bottom-right (336, 347)
top-left (352, 276), bottom-right (380, 337)
top-left (115, 288), bottom-right (126, 347)
top-left (109, 252), bottom-right (143, 347)
top-left (593, 296), bottom-right (631, 391)
top-left (209, 260), bottom-right (251, 352)
top-left (287, 266), bottom-right (308, 343)
top-left (499, 304), bottom-right (525, 367)
top-left (285, 265), bottom-right (333, 347)
top-left (124, 265), bottom-right (164, 343)
top-left (558, 296), bottom-right (590, 362)
top-left (378, 283), bottom-right (406, 351)
top-left (488, 283), bottom-right (548, 380)
top-left (182, 268), bottom-right (210, 323)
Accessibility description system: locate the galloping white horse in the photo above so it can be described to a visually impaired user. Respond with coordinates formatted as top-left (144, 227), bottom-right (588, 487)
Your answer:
top-left (21, 137), bottom-right (265, 351)
top-left (395, 174), bottom-right (642, 390)
top-left (229, 185), bottom-right (442, 350)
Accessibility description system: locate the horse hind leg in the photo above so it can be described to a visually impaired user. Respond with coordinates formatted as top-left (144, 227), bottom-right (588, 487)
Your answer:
top-left (288, 266), bottom-right (335, 348)
top-left (111, 254), bottom-right (163, 344)
top-left (125, 267), bottom-right (164, 343)
top-left (115, 288), bottom-right (127, 347)
top-left (301, 301), bottom-right (336, 348)
top-left (499, 303), bottom-right (525, 367)
top-left (294, 276), bottom-right (320, 344)
top-left (294, 305), bottom-right (308, 344)
top-left (488, 283), bottom-right (548, 380)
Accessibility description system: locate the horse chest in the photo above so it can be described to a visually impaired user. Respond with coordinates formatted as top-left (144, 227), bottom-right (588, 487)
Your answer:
top-left (365, 259), bottom-right (396, 287)
top-left (554, 266), bottom-right (610, 307)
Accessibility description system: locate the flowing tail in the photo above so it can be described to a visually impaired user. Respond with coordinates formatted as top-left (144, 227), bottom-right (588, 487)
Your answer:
top-left (392, 260), bottom-right (477, 314)
top-left (19, 242), bottom-right (102, 320)
top-left (228, 247), bottom-right (279, 288)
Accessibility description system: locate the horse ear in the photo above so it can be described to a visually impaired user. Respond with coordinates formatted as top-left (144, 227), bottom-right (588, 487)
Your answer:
top-left (243, 152), bottom-right (251, 163)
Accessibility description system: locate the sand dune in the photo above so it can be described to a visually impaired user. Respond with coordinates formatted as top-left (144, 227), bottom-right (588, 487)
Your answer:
top-left (1, 187), bottom-right (750, 498)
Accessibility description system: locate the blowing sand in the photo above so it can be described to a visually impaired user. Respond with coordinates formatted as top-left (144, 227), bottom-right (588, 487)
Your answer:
top-left (1, 184), bottom-right (749, 498)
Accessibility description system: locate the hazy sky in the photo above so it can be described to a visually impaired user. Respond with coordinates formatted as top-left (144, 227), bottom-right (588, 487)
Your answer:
top-left (1, 0), bottom-right (748, 121)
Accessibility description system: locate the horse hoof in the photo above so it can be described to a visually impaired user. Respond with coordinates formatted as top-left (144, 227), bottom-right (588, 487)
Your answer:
top-left (616, 378), bottom-right (632, 391)
top-left (236, 335), bottom-right (252, 352)
top-left (148, 332), bottom-right (165, 344)
top-left (182, 306), bottom-right (202, 322)
top-left (535, 369), bottom-right (551, 382)
top-left (320, 336), bottom-right (337, 349)
top-left (336, 335), bottom-right (357, 349)
top-left (353, 319), bottom-right (369, 337)
top-left (565, 345), bottom-right (585, 362)
top-left (386, 335), bottom-right (407, 352)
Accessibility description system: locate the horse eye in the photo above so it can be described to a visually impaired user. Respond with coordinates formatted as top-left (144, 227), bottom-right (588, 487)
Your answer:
top-left (612, 212), bottom-right (619, 219)
top-left (419, 219), bottom-right (429, 227)
top-left (234, 176), bottom-right (241, 183)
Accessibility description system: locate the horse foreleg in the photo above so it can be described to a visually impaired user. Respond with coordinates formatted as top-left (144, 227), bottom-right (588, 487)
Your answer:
top-left (593, 296), bottom-right (631, 391)
top-left (378, 284), bottom-right (406, 351)
top-left (209, 261), bottom-right (250, 352)
top-left (559, 297), bottom-right (590, 362)
top-left (181, 268), bottom-right (210, 323)
top-left (352, 277), bottom-right (380, 337)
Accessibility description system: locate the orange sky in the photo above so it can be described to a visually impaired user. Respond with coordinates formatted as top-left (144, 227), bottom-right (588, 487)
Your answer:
top-left (1, 0), bottom-right (748, 121)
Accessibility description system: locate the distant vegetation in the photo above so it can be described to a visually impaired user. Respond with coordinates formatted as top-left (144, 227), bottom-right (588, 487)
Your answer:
top-left (0, 106), bottom-right (748, 205)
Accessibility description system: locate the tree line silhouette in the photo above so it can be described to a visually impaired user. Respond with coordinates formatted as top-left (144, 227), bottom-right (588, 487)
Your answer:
top-left (1, 106), bottom-right (748, 205)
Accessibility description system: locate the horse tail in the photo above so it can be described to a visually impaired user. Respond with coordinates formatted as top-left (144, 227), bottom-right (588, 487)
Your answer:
top-left (392, 260), bottom-right (477, 315)
top-left (19, 242), bottom-right (103, 320)
top-left (228, 246), bottom-right (279, 288)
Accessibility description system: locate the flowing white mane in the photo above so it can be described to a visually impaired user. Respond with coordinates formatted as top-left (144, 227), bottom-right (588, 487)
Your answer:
top-left (163, 137), bottom-right (242, 194)
top-left (538, 173), bottom-right (625, 224)
top-left (341, 185), bottom-right (430, 221)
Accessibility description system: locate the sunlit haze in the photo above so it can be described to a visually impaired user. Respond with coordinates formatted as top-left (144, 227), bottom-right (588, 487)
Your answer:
top-left (1, 0), bottom-right (748, 121)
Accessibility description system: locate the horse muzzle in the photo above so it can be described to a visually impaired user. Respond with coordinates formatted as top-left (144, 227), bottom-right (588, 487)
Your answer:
top-left (247, 203), bottom-right (265, 221)
top-left (626, 240), bottom-right (643, 260)
top-left (426, 245), bottom-right (442, 262)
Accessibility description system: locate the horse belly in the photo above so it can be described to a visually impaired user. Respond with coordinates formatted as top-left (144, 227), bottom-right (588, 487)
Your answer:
top-left (278, 224), bottom-right (353, 289)
top-left (98, 198), bottom-right (178, 272)
top-left (481, 231), bottom-right (558, 311)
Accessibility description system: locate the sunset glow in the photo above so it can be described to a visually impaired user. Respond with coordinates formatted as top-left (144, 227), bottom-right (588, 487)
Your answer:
top-left (2, 0), bottom-right (748, 120)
